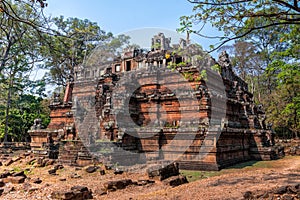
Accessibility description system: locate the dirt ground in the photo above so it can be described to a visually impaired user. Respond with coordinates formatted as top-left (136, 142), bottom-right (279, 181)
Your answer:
top-left (1, 156), bottom-right (300, 200)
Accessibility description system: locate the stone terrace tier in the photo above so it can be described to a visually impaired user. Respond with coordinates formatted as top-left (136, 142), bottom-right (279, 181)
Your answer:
top-left (29, 33), bottom-right (283, 170)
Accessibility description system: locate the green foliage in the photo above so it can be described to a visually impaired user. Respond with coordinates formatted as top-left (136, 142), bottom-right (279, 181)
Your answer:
top-left (199, 69), bottom-right (207, 81)
top-left (0, 94), bottom-right (50, 141)
top-left (181, 1), bottom-right (300, 51)
top-left (180, 170), bottom-right (222, 182)
top-left (0, 0), bottom-right (49, 141)
top-left (12, 166), bottom-right (22, 172)
top-left (266, 62), bottom-right (300, 137)
top-left (207, 9), bottom-right (300, 137)
top-left (151, 42), bottom-right (161, 50)
top-left (183, 72), bottom-right (194, 81)
top-left (40, 16), bottom-right (113, 86)
top-left (262, 24), bottom-right (300, 138)
top-left (106, 34), bottom-right (131, 55)
top-left (211, 64), bottom-right (221, 73)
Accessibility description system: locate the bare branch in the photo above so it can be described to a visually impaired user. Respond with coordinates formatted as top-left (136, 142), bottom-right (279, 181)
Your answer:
top-left (206, 21), bottom-right (300, 53)
top-left (187, 0), bottom-right (252, 6)
top-left (273, 0), bottom-right (300, 12)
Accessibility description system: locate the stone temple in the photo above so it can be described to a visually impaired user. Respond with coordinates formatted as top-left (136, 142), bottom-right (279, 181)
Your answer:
top-left (29, 33), bottom-right (282, 170)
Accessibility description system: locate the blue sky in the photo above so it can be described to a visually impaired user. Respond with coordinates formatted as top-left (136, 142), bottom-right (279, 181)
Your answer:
top-left (45, 0), bottom-right (194, 33)
top-left (45, 0), bottom-right (221, 58)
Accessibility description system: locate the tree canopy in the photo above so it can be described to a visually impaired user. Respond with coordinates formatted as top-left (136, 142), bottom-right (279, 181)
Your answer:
top-left (0, 0), bottom-right (133, 142)
top-left (179, 0), bottom-right (300, 51)
top-left (180, 1), bottom-right (300, 137)
top-left (40, 16), bottom-right (113, 87)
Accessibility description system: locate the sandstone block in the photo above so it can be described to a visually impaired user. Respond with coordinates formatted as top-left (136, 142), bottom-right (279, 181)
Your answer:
top-left (85, 166), bottom-right (97, 173)
top-left (103, 179), bottom-right (133, 191)
top-left (163, 175), bottom-right (188, 187)
top-left (4, 159), bottom-right (13, 166)
top-left (147, 162), bottom-right (179, 181)
top-left (0, 171), bottom-right (11, 179)
top-left (32, 178), bottom-right (42, 184)
top-left (0, 180), bottom-right (5, 187)
top-left (9, 176), bottom-right (25, 184)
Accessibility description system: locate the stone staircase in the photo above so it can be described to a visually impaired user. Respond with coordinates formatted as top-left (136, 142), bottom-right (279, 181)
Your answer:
top-left (58, 140), bottom-right (93, 166)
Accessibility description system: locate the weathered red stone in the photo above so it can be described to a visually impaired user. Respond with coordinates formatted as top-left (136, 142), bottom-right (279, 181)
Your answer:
top-left (29, 33), bottom-right (281, 170)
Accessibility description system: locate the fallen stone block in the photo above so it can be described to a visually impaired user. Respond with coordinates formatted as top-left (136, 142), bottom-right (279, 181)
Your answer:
top-left (104, 165), bottom-right (112, 170)
top-left (71, 185), bottom-right (93, 199)
top-left (23, 152), bottom-right (31, 157)
top-left (274, 185), bottom-right (288, 194)
top-left (163, 175), bottom-right (188, 187)
top-left (147, 162), bottom-right (179, 181)
top-left (45, 159), bottom-right (55, 166)
top-left (85, 166), bottom-right (97, 173)
top-left (99, 169), bottom-right (105, 175)
top-left (54, 164), bottom-right (64, 170)
top-left (28, 187), bottom-right (39, 192)
top-left (0, 171), bottom-right (11, 179)
top-left (103, 179), bottom-right (133, 191)
top-left (137, 179), bottom-right (155, 186)
top-left (42, 159), bottom-right (49, 166)
top-left (51, 191), bottom-right (75, 200)
top-left (51, 186), bottom-right (93, 200)
top-left (243, 191), bottom-right (254, 199)
top-left (113, 169), bottom-right (124, 175)
top-left (0, 179), bottom-right (5, 187)
top-left (287, 184), bottom-right (300, 194)
top-left (48, 169), bottom-right (57, 175)
top-left (26, 158), bottom-right (36, 165)
top-left (4, 159), bottom-right (13, 166)
top-left (32, 178), bottom-right (42, 184)
top-left (8, 176), bottom-right (26, 184)
top-left (98, 188), bottom-right (107, 196)
top-left (75, 167), bottom-right (82, 171)
top-left (12, 157), bottom-right (21, 162)
top-left (34, 158), bottom-right (45, 167)
top-left (70, 173), bottom-right (81, 179)
top-left (12, 171), bottom-right (26, 178)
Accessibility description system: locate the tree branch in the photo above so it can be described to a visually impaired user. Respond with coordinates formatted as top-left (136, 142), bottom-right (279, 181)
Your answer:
top-left (187, 0), bottom-right (252, 6)
top-left (205, 21), bottom-right (300, 53)
top-left (273, 0), bottom-right (300, 12)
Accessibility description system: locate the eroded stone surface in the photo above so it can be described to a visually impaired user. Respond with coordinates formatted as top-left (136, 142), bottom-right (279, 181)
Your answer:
top-left (147, 162), bottom-right (179, 181)
top-left (28, 33), bottom-right (282, 170)
top-left (243, 184), bottom-right (300, 200)
top-left (51, 186), bottom-right (93, 200)
top-left (103, 179), bottom-right (133, 191)
top-left (163, 175), bottom-right (188, 187)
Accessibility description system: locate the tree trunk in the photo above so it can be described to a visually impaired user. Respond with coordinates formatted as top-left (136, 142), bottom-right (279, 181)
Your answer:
top-left (4, 78), bottom-right (13, 143)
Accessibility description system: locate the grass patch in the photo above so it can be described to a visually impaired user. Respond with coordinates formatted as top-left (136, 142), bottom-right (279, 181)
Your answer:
top-left (24, 168), bottom-right (34, 175)
top-left (249, 161), bottom-right (275, 168)
top-left (180, 159), bottom-right (284, 182)
top-left (180, 170), bottom-right (222, 182)
top-left (225, 160), bottom-right (282, 170)
top-left (12, 166), bottom-right (22, 172)
top-left (224, 160), bottom-right (258, 169)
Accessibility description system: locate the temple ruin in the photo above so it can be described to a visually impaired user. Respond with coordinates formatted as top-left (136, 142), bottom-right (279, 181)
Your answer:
top-left (29, 33), bottom-right (282, 170)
